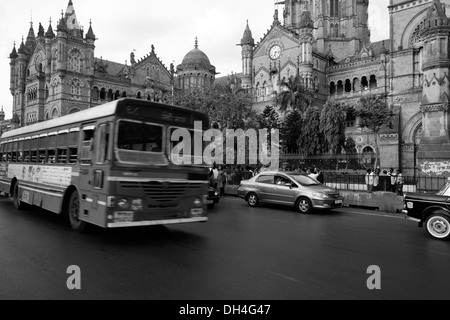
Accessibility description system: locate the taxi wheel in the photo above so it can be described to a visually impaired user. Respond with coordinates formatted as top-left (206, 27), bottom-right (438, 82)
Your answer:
top-left (247, 193), bottom-right (260, 207)
top-left (296, 197), bottom-right (312, 214)
top-left (68, 191), bottom-right (87, 233)
top-left (426, 214), bottom-right (450, 240)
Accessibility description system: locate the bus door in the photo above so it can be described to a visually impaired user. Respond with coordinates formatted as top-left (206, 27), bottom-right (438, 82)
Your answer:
top-left (78, 123), bottom-right (99, 224)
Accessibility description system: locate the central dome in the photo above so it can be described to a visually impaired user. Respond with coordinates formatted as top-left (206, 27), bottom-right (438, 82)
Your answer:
top-left (182, 46), bottom-right (211, 66)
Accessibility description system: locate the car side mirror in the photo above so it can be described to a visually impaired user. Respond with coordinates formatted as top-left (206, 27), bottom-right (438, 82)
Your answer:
top-left (285, 183), bottom-right (293, 189)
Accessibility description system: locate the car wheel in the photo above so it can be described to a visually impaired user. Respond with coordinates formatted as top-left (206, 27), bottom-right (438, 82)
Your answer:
top-left (247, 193), bottom-right (260, 207)
top-left (426, 214), bottom-right (450, 240)
top-left (296, 197), bottom-right (312, 214)
top-left (208, 203), bottom-right (215, 210)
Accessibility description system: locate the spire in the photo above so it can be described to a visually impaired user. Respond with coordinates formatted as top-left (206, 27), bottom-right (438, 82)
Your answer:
top-left (65, 0), bottom-right (81, 30)
top-left (45, 18), bottom-right (55, 38)
top-left (195, 37), bottom-right (199, 49)
top-left (18, 37), bottom-right (26, 55)
top-left (9, 42), bottom-right (18, 59)
top-left (240, 20), bottom-right (255, 46)
top-left (37, 22), bottom-right (45, 38)
top-left (25, 21), bottom-right (36, 52)
top-left (57, 10), bottom-right (69, 33)
top-left (85, 19), bottom-right (96, 40)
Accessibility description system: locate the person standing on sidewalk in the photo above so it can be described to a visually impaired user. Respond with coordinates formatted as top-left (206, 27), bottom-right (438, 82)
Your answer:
top-left (388, 168), bottom-right (397, 192)
top-left (365, 168), bottom-right (375, 193)
top-left (396, 169), bottom-right (404, 196)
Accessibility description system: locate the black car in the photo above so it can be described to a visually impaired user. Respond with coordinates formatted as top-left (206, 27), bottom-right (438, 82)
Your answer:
top-left (207, 187), bottom-right (220, 209)
top-left (403, 178), bottom-right (450, 240)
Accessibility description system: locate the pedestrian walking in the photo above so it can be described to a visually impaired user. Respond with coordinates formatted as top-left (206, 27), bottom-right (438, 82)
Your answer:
top-left (396, 169), bottom-right (404, 196)
top-left (365, 168), bottom-right (374, 193)
top-left (217, 166), bottom-right (226, 197)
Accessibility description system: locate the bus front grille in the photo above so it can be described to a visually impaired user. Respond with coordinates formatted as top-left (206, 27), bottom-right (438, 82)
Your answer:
top-left (120, 181), bottom-right (204, 203)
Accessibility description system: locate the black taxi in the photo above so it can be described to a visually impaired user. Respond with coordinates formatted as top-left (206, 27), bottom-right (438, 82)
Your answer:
top-left (403, 178), bottom-right (450, 240)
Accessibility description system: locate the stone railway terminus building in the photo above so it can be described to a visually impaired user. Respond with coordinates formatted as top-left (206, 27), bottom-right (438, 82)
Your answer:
top-left (7, 0), bottom-right (450, 177)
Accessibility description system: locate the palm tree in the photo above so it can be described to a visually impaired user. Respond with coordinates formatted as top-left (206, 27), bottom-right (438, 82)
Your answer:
top-left (276, 75), bottom-right (314, 113)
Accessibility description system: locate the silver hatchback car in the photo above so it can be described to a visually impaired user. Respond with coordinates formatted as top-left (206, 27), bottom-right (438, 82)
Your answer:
top-left (237, 171), bottom-right (344, 214)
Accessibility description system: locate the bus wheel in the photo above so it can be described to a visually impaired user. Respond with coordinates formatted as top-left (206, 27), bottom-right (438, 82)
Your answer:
top-left (68, 191), bottom-right (86, 233)
top-left (12, 182), bottom-right (25, 210)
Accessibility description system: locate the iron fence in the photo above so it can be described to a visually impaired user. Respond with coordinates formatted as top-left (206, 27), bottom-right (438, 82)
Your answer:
top-left (224, 169), bottom-right (448, 194)
top-left (322, 172), bottom-right (448, 193)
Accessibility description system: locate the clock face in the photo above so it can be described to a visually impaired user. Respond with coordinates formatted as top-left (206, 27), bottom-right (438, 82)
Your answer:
top-left (269, 45), bottom-right (281, 60)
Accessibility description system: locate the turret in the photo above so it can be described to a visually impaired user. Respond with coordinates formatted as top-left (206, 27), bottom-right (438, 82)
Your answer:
top-left (238, 20), bottom-right (255, 89)
top-left (417, 0), bottom-right (450, 162)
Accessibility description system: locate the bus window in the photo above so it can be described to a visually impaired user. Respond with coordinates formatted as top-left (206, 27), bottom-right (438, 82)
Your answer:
top-left (11, 141), bottom-right (18, 163)
top-left (57, 132), bottom-right (69, 164)
top-left (47, 134), bottom-right (57, 164)
top-left (23, 138), bottom-right (30, 163)
top-left (81, 125), bottom-right (95, 164)
top-left (96, 123), bottom-right (110, 164)
top-left (30, 137), bottom-right (38, 163)
top-left (69, 129), bottom-right (79, 164)
top-left (38, 136), bottom-right (47, 163)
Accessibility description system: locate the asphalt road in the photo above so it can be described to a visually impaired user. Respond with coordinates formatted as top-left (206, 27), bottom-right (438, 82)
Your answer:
top-left (0, 195), bottom-right (449, 300)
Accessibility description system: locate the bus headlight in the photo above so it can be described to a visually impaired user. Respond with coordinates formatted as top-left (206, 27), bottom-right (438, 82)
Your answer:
top-left (131, 199), bottom-right (144, 211)
top-left (117, 198), bottom-right (130, 209)
top-left (194, 198), bottom-right (202, 207)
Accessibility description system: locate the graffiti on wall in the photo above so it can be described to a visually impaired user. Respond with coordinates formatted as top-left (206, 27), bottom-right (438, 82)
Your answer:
top-left (420, 161), bottom-right (450, 176)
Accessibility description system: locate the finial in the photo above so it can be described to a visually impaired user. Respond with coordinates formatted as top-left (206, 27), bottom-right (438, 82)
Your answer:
top-left (195, 37), bottom-right (198, 49)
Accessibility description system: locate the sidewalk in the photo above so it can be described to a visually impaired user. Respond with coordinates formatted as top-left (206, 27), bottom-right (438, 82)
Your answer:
top-left (224, 185), bottom-right (404, 214)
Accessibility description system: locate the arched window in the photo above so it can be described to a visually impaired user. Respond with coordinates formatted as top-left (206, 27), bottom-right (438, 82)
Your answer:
top-left (337, 80), bottom-right (344, 95)
top-left (361, 76), bottom-right (369, 91)
top-left (69, 50), bottom-right (81, 72)
top-left (330, 82), bottom-right (336, 95)
top-left (100, 88), bottom-right (106, 100)
top-left (363, 146), bottom-right (374, 154)
top-left (51, 108), bottom-right (59, 119)
top-left (369, 75), bottom-right (377, 89)
top-left (345, 79), bottom-right (352, 93)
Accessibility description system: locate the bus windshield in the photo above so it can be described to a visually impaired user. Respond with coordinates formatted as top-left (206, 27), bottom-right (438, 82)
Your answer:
top-left (116, 119), bottom-right (168, 166)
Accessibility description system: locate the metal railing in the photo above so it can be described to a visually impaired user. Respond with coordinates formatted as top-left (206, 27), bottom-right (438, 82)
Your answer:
top-left (322, 173), bottom-right (448, 193)
top-left (224, 170), bottom-right (448, 194)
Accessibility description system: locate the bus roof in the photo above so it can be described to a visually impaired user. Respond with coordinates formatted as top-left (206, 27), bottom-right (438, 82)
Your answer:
top-left (1, 98), bottom-right (208, 140)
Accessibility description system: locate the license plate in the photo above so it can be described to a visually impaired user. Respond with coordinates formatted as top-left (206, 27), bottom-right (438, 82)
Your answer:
top-left (191, 208), bottom-right (203, 217)
top-left (335, 200), bottom-right (343, 205)
top-left (114, 212), bottom-right (134, 222)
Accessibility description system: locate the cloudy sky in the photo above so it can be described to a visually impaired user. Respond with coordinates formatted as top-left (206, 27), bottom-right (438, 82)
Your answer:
top-left (0, 0), bottom-right (389, 119)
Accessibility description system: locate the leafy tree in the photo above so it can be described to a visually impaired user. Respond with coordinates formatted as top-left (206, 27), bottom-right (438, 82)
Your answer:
top-left (171, 85), bottom-right (259, 165)
top-left (356, 93), bottom-right (393, 169)
top-left (344, 137), bottom-right (357, 154)
top-left (172, 85), bottom-right (256, 130)
top-left (320, 99), bottom-right (347, 154)
top-left (276, 75), bottom-right (314, 113)
top-left (297, 106), bottom-right (326, 155)
top-left (281, 109), bottom-right (302, 154)
top-left (257, 105), bottom-right (280, 132)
